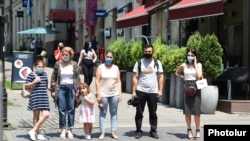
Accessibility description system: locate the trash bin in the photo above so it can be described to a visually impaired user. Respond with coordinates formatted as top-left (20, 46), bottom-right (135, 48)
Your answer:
top-left (214, 67), bottom-right (249, 100)
top-left (120, 70), bottom-right (127, 92)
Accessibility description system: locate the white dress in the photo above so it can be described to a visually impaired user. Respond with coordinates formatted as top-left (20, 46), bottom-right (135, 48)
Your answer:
top-left (79, 94), bottom-right (95, 123)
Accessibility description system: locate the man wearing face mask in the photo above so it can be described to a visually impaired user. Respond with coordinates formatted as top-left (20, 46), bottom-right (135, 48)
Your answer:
top-left (132, 44), bottom-right (164, 139)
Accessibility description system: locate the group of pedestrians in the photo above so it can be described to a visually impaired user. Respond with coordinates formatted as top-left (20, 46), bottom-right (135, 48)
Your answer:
top-left (24, 41), bottom-right (203, 140)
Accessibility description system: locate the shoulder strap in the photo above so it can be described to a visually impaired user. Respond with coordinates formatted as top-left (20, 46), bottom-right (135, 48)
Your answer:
top-left (137, 59), bottom-right (141, 76)
top-left (154, 58), bottom-right (159, 70)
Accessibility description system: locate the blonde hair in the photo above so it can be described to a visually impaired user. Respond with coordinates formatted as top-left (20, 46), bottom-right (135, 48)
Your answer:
top-left (62, 46), bottom-right (74, 59)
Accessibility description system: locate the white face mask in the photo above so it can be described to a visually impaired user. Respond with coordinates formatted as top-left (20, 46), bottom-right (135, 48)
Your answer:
top-left (36, 67), bottom-right (44, 74)
top-left (187, 56), bottom-right (194, 63)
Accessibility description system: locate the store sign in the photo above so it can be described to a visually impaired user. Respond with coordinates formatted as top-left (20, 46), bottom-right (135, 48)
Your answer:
top-left (86, 0), bottom-right (97, 26)
top-left (17, 11), bottom-right (24, 17)
top-left (95, 10), bottom-right (107, 18)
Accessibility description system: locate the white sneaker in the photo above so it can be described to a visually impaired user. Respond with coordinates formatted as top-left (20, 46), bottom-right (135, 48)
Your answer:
top-left (28, 130), bottom-right (37, 141)
top-left (85, 134), bottom-right (91, 140)
top-left (37, 134), bottom-right (46, 140)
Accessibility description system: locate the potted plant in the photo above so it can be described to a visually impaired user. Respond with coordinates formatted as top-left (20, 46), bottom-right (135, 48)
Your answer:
top-left (186, 32), bottom-right (223, 114)
top-left (108, 38), bottom-right (127, 92)
top-left (162, 47), bottom-right (186, 107)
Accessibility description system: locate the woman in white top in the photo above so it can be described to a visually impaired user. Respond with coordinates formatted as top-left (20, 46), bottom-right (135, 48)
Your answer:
top-left (95, 50), bottom-right (122, 140)
top-left (175, 48), bottom-right (203, 140)
top-left (78, 42), bottom-right (97, 85)
top-left (50, 47), bottom-right (82, 139)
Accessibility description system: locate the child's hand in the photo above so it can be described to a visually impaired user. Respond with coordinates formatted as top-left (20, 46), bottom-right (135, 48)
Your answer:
top-left (34, 76), bottom-right (41, 83)
top-left (75, 90), bottom-right (80, 97)
top-left (84, 96), bottom-right (89, 101)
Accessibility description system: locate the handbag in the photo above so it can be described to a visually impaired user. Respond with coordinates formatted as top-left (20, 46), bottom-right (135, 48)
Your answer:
top-left (196, 78), bottom-right (208, 89)
top-left (185, 86), bottom-right (197, 97)
top-left (21, 85), bottom-right (32, 98)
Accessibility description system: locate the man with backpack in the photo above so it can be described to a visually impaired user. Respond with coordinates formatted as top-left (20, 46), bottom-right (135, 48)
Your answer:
top-left (132, 44), bottom-right (164, 139)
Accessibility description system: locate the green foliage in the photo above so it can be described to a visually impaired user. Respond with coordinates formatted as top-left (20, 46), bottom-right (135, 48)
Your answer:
top-left (108, 38), bottom-right (137, 71)
top-left (162, 47), bottom-right (186, 74)
top-left (5, 80), bottom-right (22, 90)
top-left (186, 32), bottom-right (223, 80)
top-left (108, 36), bottom-right (170, 72)
top-left (7, 100), bottom-right (13, 106)
top-left (186, 32), bottom-right (202, 49)
top-left (107, 33), bottom-right (222, 81)
top-left (108, 38), bottom-right (125, 54)
top-left (130, 40), bottom-right (143, 69)
top-left (199, 33), bottom-right (223, 79)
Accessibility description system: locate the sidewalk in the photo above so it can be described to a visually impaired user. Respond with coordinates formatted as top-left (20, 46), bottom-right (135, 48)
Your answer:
top-left (3, 56), bottom-right (250, 141)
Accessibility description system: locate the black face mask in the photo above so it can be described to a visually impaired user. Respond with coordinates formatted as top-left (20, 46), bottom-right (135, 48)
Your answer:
top-left (144, 53), bottom-right (153, 59)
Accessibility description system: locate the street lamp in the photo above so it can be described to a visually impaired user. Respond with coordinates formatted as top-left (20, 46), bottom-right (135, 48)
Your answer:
top-left (44, 16), bottom-right (54, 29)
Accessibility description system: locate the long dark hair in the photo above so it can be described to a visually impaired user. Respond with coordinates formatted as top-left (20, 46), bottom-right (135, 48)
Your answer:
top-left (84, 42), bottom-right (89, 53)
top-left (186, 48), bottom-right (197, 64)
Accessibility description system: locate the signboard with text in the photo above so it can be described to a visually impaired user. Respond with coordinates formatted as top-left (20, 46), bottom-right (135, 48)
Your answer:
top-left (11, 52), bottom-right (34, 85)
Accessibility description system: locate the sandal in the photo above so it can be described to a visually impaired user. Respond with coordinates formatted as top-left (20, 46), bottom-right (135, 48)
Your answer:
top-left (187, 129), bottom-right (194, 140)
top-left (98, 132), bottom-right (105, 140)
top-left (195, 129), bottom-right (200, 140)
top-left (111, 132), bottom-right (119, 139)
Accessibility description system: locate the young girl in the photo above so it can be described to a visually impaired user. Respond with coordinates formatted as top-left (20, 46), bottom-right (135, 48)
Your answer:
top-left (26, 58), bottom-right (50, 141)
top-left (76, 83), bottom-right (95, 140)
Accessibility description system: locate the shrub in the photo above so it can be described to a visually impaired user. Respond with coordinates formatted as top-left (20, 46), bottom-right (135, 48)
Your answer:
top-left (186, 32), bottom-right (223, 80)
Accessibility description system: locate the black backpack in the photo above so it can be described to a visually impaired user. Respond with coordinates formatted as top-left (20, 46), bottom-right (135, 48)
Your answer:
top-left (137, 58), bottom-right (159, 76)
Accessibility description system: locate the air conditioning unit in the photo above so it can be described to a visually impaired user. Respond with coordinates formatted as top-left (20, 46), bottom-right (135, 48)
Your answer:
top-left (116, 29), bottom-right (124, 36)
top-left (104, 27), bottom-right (111, 38)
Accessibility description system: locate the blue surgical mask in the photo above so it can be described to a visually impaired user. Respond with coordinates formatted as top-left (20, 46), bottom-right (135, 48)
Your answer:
top-left (63, 57), bottom-right (70, 62)
top-left (105, 58), bottom-right (113, 64)
top-left (187, 56), bottom-right (194, 63)
top-left (36, 68), bottom-right (44, 74)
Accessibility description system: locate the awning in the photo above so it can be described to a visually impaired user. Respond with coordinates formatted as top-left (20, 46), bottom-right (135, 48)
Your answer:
top-left (116, 1), bottom-right (167, 29)
top-left (169, 0), bottom-right (223, 21)
top-left (49, 9), bottom-right (76, 22)
top-left (145, 0), bottom-right (166, 8)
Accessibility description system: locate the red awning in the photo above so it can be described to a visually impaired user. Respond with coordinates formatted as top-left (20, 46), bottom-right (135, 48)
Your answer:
top-left (49, 9), bottom-right (76, 22)
top-left (169, 0), bottom-right (223, 21)
top-left (116, 1), bottom-right (167, 29)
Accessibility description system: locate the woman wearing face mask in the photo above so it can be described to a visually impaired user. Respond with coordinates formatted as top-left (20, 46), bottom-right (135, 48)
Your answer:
top-left (95, 50), bottom-right (122, 140)
top-left (26, 58), bottom-right (50, 141)
top-left (77, 42), bottom-right (97, 85)
top-left (50, 47), bottom-right (82, 139)
top-left (175, 48), bottom-right (203, 140)
top-left (54, 42), bottom-right (64, 61)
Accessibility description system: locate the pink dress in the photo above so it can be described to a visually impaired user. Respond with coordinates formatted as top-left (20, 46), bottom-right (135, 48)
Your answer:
top-left (79, 94), bottom-right (95, 123)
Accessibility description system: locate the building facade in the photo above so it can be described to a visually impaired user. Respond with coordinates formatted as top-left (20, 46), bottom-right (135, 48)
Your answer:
top-left (3, 0), bottom-right (250, 68)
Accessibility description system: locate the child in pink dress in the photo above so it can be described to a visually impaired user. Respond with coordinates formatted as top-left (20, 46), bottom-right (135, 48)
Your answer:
top-left (76, 83), bottom-right (95, 140)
